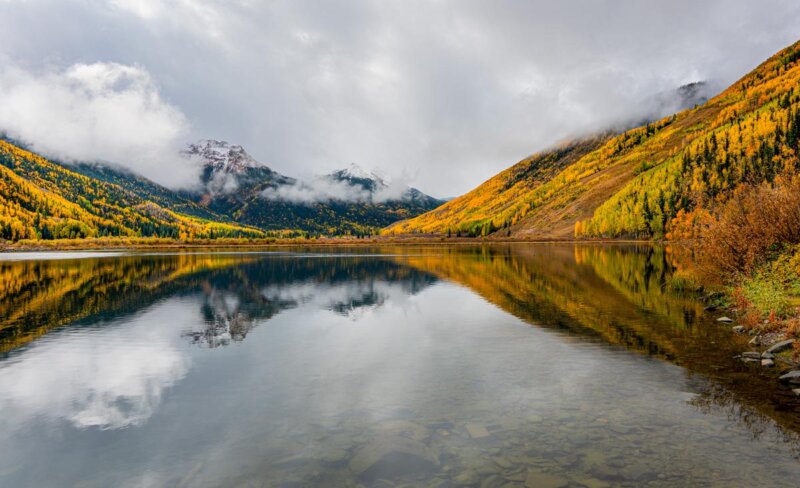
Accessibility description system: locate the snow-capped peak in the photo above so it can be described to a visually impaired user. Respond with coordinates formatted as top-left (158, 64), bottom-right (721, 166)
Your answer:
top-left (339, 163), bottom-right (378, 180)
top-left (328, 164), bottom-right (388, 188)
top-left (182, 139), bottom-right (261, 173)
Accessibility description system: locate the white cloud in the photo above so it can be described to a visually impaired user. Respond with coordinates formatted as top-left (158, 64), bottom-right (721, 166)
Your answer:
top-left (0, 302), bottom-right (191, 430)
top-left (1, 1), bottom-right (800, 195)
top-left (0, 61), bottom-right (199, 187)
top-left (261, 174), bottom-right (411, 204)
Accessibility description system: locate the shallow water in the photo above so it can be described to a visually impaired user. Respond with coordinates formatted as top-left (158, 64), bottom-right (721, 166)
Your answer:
top-left (1, 244), bottom-right (799, 487)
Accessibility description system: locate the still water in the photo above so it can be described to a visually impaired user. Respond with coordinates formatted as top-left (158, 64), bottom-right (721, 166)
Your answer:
top-left (1, 244), bottom-right (800, 487)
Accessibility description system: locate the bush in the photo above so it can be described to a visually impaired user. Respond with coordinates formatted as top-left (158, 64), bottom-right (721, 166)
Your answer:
top-left (736, 269), bottom-right (791, 319)
top-left (695, 175), bottom-right (800, 277)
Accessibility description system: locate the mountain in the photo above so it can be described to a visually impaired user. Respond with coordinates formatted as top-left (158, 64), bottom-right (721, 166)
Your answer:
top-left (0, 136), bottom-right (443, 241)
top-left (389, 40), bottom-right (800, 239)
top-left (0, 139), bottom-right (265, 241)
top-left (326, 163), bottom-right (443, 207)
top-left (182, 139), bottom-right (294, 199)
top-left (182, 141), bottom-right (444, 235)
top-left (328, 163), bottom-right (386, 192)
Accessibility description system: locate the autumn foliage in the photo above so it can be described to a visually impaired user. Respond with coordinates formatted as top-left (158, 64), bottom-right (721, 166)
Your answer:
top-left (0, 140), bottom-right (266, 241)
top-left (682, 175), bottom-right (800, 277)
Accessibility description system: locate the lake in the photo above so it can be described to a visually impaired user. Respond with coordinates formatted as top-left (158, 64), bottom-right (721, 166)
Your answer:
top-left (1, 244), bottom-right (800, 487)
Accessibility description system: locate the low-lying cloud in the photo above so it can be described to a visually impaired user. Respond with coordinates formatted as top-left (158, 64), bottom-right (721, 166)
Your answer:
top-left (261, 174), bottom-right (411, 204)
top-left (0, 61), bottom-right (199, 188)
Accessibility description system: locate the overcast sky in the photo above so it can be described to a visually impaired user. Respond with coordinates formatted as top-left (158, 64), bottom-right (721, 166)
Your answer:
top-left (1, 0), bottom-right (799, 196)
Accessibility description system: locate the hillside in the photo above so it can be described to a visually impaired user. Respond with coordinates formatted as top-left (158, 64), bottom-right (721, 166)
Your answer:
top-left (0, 140), bottom-right (265, 240)
top-left (388, 40), bottom-right (800, 240)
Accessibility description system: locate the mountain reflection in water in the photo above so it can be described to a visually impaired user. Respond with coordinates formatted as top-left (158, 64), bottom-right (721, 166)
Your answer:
top-left (0, 245), bottom-right (799, 487)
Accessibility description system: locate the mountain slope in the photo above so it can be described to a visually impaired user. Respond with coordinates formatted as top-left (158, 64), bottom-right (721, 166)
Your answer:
top-left (183, 140), bottom-right (444, 235)
top-left (389, 40), bottom-right (800, 239)
top-left (579, 41), bottom-right (800, 238)
top-left (0, 140), bottom-right (265, 240)
top-left (387, 134), bottom-right (611, 236)
top-left (69, 161), bottom-right (226, 221)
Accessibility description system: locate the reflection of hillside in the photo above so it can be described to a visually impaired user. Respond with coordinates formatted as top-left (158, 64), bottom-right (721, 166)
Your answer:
top-left (400, 245), bottom-right (685, 358)
top-left (0, 254), bottom-right (256, 353)
top-left (0, 253), bottom-right (439, 353)
top-left (399, 244), bottom-right (800, 438)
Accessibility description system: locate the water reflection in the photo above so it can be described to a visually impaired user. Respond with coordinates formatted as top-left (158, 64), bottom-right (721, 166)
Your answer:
top-left (0, 302), bottom-right (192, 430)
top-left (0, 246), bottom-right (799, 487)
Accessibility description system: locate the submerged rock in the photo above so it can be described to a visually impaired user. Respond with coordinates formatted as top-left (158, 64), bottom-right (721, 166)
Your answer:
top-left (465, 423), bottom-right (491, 439)
top-left (574, 478), bottom-right (612, 488)
top-left (319, 448), bottom-right (350, 465)
top-left (348, 435), bottom-right (438, 482)
top-left (741, 351), bottom-right (761, 359)
top-left (524, 471), bottom-right (570, 488)
top-left (767, 339), bottom-right (795, 354)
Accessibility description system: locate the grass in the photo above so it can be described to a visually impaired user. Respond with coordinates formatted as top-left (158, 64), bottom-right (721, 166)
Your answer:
top-left (664, 270), bottom-right (700, 293)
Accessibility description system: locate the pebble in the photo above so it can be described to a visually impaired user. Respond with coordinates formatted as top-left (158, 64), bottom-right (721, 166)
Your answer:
top-left (717, 317), bottom-right (734, 323)
top-left (731, 325), bottom-right (746, 334)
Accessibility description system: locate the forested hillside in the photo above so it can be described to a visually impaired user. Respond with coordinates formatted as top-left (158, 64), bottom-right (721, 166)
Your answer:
top-left (389, 40), bottom-right (800, 240)
top-left (0, 140), bottom-right (265, 240)
top-left (580, 41), bottom-right (800, 238)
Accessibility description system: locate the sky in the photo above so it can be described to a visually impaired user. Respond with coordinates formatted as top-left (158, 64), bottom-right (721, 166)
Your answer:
top-left (0, 0), bottom-right (799, 197)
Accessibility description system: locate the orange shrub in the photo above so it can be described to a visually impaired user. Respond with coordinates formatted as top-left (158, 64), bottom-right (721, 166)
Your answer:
top-left (695, 175), bottom-right (800, 277)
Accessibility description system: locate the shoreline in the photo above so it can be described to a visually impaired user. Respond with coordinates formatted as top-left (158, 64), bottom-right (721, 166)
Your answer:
top-left (0, 236), bottom-right (656, 252)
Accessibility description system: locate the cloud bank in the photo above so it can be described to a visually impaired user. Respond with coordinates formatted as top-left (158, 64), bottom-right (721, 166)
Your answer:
top-left (0, 61), bottom-right (199, 187)
top-left (1, 1), bottom-right (800, 195)
top-left (261, 174), bottom-right (410, 204)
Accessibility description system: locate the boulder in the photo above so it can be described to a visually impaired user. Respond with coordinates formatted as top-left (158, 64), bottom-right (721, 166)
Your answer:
top-left (779, 370), bottom-right (800, 385)
top-left (767, 339), bottom-right (795, 354)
